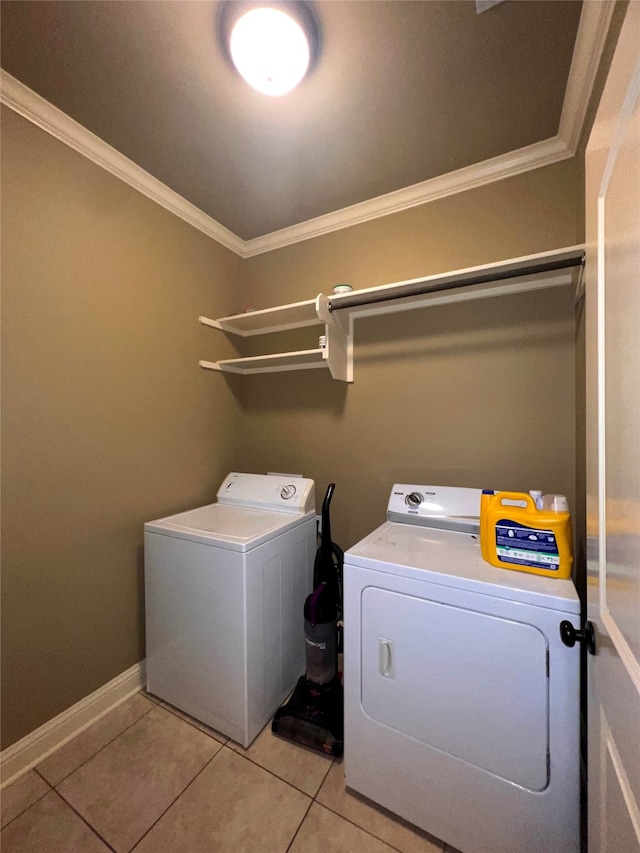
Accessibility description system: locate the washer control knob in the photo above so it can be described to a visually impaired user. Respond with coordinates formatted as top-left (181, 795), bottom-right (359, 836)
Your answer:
top-left (280, 484), bottom-right (297, 500)
top-left (405, 491), bottom-right (423, 508)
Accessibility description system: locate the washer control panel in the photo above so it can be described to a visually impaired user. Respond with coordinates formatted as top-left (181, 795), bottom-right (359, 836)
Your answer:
top-left (388, 484), bottom-right (482, 533)
top-left (217, 472), bottom-right (315, 514)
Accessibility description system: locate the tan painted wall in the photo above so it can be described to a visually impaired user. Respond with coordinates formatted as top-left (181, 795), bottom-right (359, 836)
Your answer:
top-left (0, 108), bottom-right (244, 749)
top-left (0, 111), bottom-right (584, 752)
top-left (242, 160), bottom-right (581, 551)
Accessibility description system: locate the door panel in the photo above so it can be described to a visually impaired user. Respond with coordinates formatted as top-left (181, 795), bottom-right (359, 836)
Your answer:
top-left (586, 4), bottom-right (640, 850)
top-left (360, 586), bottom-right (549, 790)
top-left (603, 743), bottom-right (639, 853)
top-left (602, 65), bottom-right (640, 662)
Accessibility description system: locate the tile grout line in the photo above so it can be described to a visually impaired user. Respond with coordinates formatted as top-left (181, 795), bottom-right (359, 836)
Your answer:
top-left (126, 743), bottom-right (227, 852)
top-left (39, 698), bottom-right (311, 851)
top-left (313, 783), bottom-right (446, 853)
top-left (284, 796), bottom-right (314, 853)
top-left (308, 801), bottom-right (417, 853)
top-left (227, 743), bottom-right (334, 798)
top-left (22, 688), bottom-right (445, 853)
top-left (312, 756), bottom-right (335, 799)
top-left (155, 695), bottom-right (336, 799)
top-left (0, 781), bottom-right (53, 833)
top-left (141, 692), bottom-right (229, 747)
top-left (47, 788), bottom-right (119, 853)
top-left (120, 740), bottom-right (320, 853)
top-left (281, 755), bottom-right (367, 853)
top-left (277, 755), bottom-right (336, 853)
top-left (31, 766), bottom-right (53, 787)
top-left (228, 733), bottom-right (424, 852)
top-left (221, 743), bottom-right (316, 795)
top-left (36, 700), bottom-right (156, 788)
top-left (20, 723), bottom-right (445, 853)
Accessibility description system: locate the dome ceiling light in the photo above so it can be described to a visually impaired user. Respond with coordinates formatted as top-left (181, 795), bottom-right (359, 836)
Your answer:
top-left (221, 2), bottom-right (318, 96)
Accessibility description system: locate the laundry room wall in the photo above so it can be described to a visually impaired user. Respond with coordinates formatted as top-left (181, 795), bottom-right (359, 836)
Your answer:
top-left (0, 108), bottom-right (244, 749)
top-left (240, 159), bottom-right (581, 551)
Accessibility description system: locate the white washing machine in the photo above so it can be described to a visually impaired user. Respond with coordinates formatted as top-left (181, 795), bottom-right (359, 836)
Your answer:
top-left (344, 485), bottom-right (580, 853)
top-left (145, 472), bottom-right (316, 747)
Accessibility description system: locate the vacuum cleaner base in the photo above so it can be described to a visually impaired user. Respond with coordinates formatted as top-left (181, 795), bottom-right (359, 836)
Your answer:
top-left (272, 675), bottom-right (344, 757)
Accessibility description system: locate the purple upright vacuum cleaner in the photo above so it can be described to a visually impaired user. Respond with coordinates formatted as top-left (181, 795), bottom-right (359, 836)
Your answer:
top-left (272, 483), bottom-right (344, 756)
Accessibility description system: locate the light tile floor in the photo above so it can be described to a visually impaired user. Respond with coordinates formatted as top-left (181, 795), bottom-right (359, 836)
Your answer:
top-left (0, 692), bottom-right (463, 853)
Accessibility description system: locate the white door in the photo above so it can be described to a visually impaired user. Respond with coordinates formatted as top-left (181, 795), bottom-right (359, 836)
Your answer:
top-left (585, 4), bottom-right (640, 851)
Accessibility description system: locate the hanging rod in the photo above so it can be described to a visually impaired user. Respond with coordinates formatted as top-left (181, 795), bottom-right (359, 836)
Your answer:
top-left (328, 249), bottom-right (585, 312)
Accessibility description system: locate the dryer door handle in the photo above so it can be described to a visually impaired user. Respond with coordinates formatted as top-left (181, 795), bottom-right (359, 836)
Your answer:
top-left (379, 638), bottom-right (395, 678)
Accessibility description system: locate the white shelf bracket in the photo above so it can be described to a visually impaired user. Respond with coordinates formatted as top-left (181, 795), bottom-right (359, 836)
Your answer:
top-left (316, 293), bottom-right (350, 334)
top-left (199, 316), bottom-right (223, 330)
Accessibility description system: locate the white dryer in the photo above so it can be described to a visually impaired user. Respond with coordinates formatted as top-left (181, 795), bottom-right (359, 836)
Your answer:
top-left (344, 485), bottom-right (580, 853)
top-left (145, 472), bottom-right (316, 747)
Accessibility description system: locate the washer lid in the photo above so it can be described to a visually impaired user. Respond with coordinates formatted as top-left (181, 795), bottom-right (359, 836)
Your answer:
top-left (345, 521), bottom-right (580, 613)
top-left (144, 503), bottom-right (312, 551)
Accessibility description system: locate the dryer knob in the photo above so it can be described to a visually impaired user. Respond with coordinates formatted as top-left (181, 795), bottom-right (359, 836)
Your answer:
top-left (405, 491), bottom-right (423, 508)
top-left (280, 484), bottom-right (297, 500)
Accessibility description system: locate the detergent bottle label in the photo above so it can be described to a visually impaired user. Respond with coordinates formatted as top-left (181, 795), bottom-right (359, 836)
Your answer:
top-left (495, 519), bottom-right (560, 569)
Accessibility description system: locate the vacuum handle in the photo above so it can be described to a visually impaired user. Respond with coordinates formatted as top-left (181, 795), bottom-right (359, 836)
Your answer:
top-left (322, 483), bottom-right (335, 513)
top-left (320, 483), bottom-right (335, 551)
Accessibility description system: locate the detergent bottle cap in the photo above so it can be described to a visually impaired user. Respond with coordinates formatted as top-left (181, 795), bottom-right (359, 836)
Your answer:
top-left (542, 494), bottom-right (569, 513)
top-left (529, 490), bottom-right (543, 510)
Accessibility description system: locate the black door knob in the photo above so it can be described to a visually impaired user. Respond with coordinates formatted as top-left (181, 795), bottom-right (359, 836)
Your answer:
top-left (560, 620), bottom-right (596, 655)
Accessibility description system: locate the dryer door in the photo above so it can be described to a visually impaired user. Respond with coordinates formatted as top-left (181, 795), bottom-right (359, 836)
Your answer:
top-left (361, 587), bottom-right (549, 790)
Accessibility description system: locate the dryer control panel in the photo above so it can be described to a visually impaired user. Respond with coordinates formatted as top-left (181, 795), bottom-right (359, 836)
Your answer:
top-left (217, 472), bottom-right (315, 514)
top-left (387, 484), bottom-right (481, 533)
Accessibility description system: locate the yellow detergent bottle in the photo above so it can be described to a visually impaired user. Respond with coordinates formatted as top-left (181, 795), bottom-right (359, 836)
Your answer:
top-left (480, 490), bottom-right (573, 579)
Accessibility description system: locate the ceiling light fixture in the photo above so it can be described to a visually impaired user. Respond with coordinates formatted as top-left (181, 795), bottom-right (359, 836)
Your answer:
top-left (227, 5), bottom-right (313, 96)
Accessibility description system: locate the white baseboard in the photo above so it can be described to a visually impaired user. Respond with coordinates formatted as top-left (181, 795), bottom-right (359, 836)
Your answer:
top-left (0, 661), bottom-right (146, 787)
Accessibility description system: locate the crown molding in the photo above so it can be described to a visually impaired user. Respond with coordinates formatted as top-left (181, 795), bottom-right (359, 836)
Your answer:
top-left (557, 0), bottom-right (616, 155)
top-left (242, 1), bottom-right (614, 257)
top-left (242, 135), bottom-right (571, 257)
top-left (0, 0), bottom-right (614, 259)
top-left (0, 70), bottom-right (245, 257)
